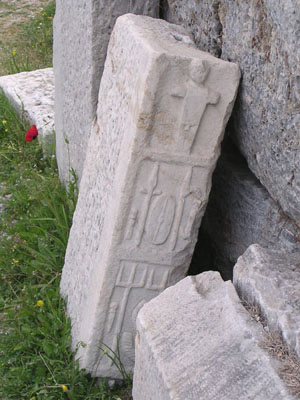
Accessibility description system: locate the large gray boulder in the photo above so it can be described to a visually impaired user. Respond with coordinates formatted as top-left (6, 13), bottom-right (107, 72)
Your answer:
top-left (133, 272), bottom-right (294, 400)
top-left (53, 0), bottom-right (159, 183)
top-left (234, 244), bottom-right (300, 358)
top-left (164, 0), bottom-right (300, 228)
top-left (198, 139), bottom-right (300, 280)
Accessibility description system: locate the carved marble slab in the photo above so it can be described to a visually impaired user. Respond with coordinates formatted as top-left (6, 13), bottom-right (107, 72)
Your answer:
top-left (60, 14), bottom-right (240, 378)
top-left (133, 272), bottom-right (294, 400)
top-left (0, 68), bottom-right (54, 153)
top-left (233, 244), bottom-right (300, 357)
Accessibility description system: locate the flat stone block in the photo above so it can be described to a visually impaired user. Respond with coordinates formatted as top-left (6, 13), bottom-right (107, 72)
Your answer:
top-left (54, 0), bottom-right (159, 183)
top-left (233, 244), bottom-right (300, 358)
top-left (60, 14), bottom-right (240, 378)
top-left (133, 272), bottom-right (293, 400)
top-left (0, 68), bottom-right (54, 153)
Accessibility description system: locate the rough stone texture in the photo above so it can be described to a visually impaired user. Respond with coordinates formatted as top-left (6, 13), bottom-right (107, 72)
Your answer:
top-left (132, 272), bottom-right (293, 400)
top-left (233, 244), bottom-right (300, 358)
top-left (164, 0), bottom-right (300, 228)
top-left (0, 68), bottom-right (54, 152)
top-left (196, 139), bottom-right (300, 280)
top-left (60, 14), bottom-right (240, 378)
top-left (53, 0), bottom-right (159, 183)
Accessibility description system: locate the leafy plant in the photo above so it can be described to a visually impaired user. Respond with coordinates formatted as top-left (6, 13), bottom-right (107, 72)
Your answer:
top-left (99, 340), bottom-right (133, 387)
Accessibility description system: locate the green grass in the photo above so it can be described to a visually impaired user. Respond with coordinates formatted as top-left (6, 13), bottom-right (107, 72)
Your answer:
top-left (0, 2), bottom-right (131, 399)
top-left (0, 1), bottom-right (55, 75)
top-left (0, 92), bottom-right (131, 400)
top-left (0, 2), bottom-right (15, 10)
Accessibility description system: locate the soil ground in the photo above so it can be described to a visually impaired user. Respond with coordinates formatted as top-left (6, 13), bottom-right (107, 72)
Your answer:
top-left (0, 0), bottom-right (50, 33)
top-left (0, 0), bottom-right (52, 75)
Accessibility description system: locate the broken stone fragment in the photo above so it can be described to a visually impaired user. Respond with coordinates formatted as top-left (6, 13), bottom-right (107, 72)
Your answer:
top-left (0, 68), bottom-right (54, 153)
top-left (60, 14), bottom-right (240, 378)
top-left (133, 272), bottom-right (293, 400)
top-left (233, 244), bottom-right (300, 358)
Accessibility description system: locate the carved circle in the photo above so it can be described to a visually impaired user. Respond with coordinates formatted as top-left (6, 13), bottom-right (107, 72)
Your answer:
top-left (146, 194), bottom-right (176, 245)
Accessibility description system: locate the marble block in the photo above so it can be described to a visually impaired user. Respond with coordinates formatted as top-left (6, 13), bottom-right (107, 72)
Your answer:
top-left (54, 0), bottom-right (159, 183)
top-left (233, 244), bottom-right (300, 357)
top-left (60, 14), bottom-right (240, 378)
top-left (0, 68), bottom-right (54, 153)
top-left (133, 272), bottom-right (293, 400)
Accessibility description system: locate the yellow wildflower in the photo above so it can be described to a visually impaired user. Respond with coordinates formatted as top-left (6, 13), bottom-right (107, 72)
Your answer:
top-left (12, 49), bottom-right (16, 56)
top-left (36, 300), bottom-right (44, 307)
top-left (61, 385), bottom-right (68, 392)
top-left (2, 120), bottom-right (7, 125)
top-left (5, 129), bottom-right (8, 133)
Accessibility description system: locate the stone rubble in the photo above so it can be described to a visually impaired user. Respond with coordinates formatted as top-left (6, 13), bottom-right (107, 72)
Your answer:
top-left (233, 244), bottom-right (300, 358)
top-left (60, 14), bottom-right (240, 378)
top-left (133, 272), bottom-right (294, 400)
top-left (0, 68), bottom-right (54, 153)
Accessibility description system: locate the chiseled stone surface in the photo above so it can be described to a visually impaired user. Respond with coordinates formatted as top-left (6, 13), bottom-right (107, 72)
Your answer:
top-left (164, 0), bottom-right (300, 228)
top-left (60, 14), bottom-right (240, 378)
top-left (0, 68), bottom-right (54, 152)
top-left (233, 244), bottom-right (300, 358)
top-left (133, 272), bottom-right (293, 400)
top-left (53, 0), bottom-right (159, 183)
top-left (199, 139), bottom-right (300, 280)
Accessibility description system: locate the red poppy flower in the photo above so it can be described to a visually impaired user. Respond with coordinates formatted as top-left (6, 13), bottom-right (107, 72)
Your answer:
top-left (25, 125), bottom-right (38, 142)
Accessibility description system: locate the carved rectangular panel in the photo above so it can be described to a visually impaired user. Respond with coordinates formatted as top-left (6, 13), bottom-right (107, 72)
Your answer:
top-left (146, 59), bottom-right (221, 157)
top-left (123, 160), bottom-right (208, 252)
top-left (100, 260), bottom-right (171, 368)
top-left (60, 14), bottom-right (240, 379)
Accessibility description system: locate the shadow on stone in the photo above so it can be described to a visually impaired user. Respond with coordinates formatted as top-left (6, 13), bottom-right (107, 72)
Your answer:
top-left (188, 136), bottom-right (300, 281)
